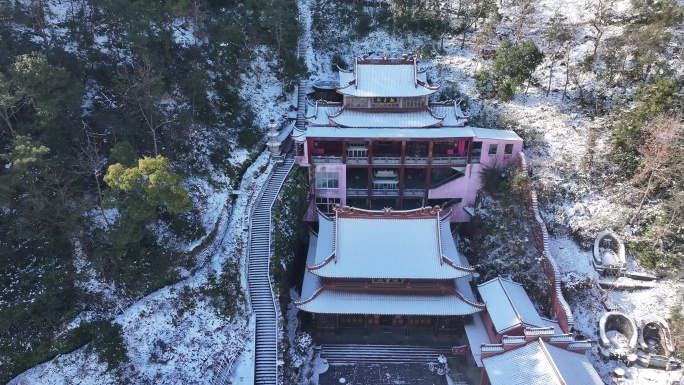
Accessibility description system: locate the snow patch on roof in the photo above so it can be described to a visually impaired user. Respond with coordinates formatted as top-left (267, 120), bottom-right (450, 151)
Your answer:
top-left (311, 215), bottom-right (471, 279)
top-left (329, 108), bottom-right (443, 128)
top-left (337, 61), bottom-right (438, 97)
top-left (482, 340), bottom-right (602, 385)
top-left (305, 126), bottom-right (475, 139)
top-left (471, 127), bottom-right (523, 141)
top-left (478, 277), bottom-right (545, 333)
top-left (296, 289), bottom-right (483, 315)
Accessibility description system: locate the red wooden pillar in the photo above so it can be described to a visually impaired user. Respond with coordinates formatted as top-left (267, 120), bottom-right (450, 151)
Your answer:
top-left (424, 141), bottom-right (434, 203)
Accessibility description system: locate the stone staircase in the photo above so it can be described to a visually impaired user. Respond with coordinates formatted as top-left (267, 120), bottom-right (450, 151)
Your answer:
top-left (248, 156), bottom-right (294, 384)
top-left (319, 344), bottom-right (453, 364)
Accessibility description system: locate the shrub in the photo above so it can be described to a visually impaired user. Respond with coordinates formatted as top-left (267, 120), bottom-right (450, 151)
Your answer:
top-left (476, 39), bottom-right (544, 101)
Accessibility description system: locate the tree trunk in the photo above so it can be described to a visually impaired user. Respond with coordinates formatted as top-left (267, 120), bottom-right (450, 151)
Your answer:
top-left (630, 171), bottom-right (655, 225)
top-left (546, 59), bottom-right (555, 97)
top-left (562, 49), bottom-right (570, 101)
top-left (94, 173), bottom-right (111, 228)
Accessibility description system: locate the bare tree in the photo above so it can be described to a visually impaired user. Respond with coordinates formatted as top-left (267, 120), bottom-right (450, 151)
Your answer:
top-left (589, 0), bottom-right (614, 59)
top-left (76, 128), bottom-right (110, 227)
top-left (118, 60), bottom-right (174, 156)
top-left (456, 0), bottom-right (495, 49)
top-left (544, 11), bottom-right (574, 97)
top-left (630, 114), bottom-right (684, 224)
top-left (510, 0), bottom-right (535, 42)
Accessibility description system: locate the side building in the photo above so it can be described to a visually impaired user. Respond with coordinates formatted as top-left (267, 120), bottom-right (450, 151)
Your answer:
top-left (293, 55), bottom-right (523, 222)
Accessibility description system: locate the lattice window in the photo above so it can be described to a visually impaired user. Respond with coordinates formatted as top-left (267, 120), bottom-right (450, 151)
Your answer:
top-left (316, 197), bottom-right (340, 214)
top-left (315, 171), bottom-right (339, 189)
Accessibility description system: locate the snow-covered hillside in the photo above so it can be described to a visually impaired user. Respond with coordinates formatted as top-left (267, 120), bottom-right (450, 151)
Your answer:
top-left (8, 0), bottom-right (684, 383)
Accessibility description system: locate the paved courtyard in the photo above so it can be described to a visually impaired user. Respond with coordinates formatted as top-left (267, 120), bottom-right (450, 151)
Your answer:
top-left (318, 363), bottom-right (450, 385)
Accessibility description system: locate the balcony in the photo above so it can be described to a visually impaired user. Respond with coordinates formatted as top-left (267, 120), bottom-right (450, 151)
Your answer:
top-left (432, 156), bottom-right (467, 165)
top-left (372, 155), bottom-right (401, 165)
top-left (347, 188), bottom-right (368, 196)
top-left (347, 156), bottom-right (369, 165)
top-left (313, 155), bottom-right (342, 164)
top-left (372, 188), bottom-right (399, 196)
top-left (405, 156), bottom-right (428, 165)
top-left (403, 188), bottom-right (424, 197)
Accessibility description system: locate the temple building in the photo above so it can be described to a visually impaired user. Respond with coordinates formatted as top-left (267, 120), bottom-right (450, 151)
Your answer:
top-left (479, 336), bottom-right (602, 385)
top-left (293, 55), bottom-right (523, 222)
top-left (295, 205), bottom-right (485, 337)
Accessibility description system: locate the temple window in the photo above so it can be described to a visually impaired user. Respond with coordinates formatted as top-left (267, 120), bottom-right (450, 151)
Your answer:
top-left (403, 97), bottom-right (424, 108)
top-left (346, 97), bottom-right (368, 108)
top-left (315, 171), bottom-right (339, 189)
top-left (316, 197), bottom-right (340, 214)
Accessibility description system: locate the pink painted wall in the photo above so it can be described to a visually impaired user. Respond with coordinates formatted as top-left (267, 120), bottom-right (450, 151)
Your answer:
top-left (294, 140), bottom-right (310, 166)
top-left (428, 138), bottom-right (522, 222)
top-left (314, 164), bottom-right (347, 206)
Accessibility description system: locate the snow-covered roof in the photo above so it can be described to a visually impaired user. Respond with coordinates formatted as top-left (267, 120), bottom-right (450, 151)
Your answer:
top-left (305, 102), bottom-right (342, 126)
top-left (478, 277), bottom-right (545, 333)
top-left (429, 103), bottom-right (469, 127)
top-left (315, 214), bottom-right (334, 262)
top-left (449, 243), bottom-right (491, 366)
top-left (471, 127), bottom-right (522, 141)
top-left (329, 108), bottom-right (443, 128)
top-left (308, 207), bottom-right (473, 279)
top-left (482, 339), bottom-right (603, 385)
top-left (301, 233), bottom-right (322, 300)
top-left (296, 288), bottom-right (484, 315)
top-left (277, 122), bottom-right (295, 142)
top-left (305, 126), bottom-right (475, 140)
top-left (337, 57), bottom-right (439, 97)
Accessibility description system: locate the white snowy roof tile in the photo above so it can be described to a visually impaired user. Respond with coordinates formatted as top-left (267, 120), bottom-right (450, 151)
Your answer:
top-left (338, 63), bottom-right (437, 97)
top-left (329, 109), bottom-right (442, 128)
top-left (429, 105), bottom-right (469, 127)
top-left (463, 313), bottom-right (491, 367)
top-left (483, 341), bottom-right (561, 385)
top-left (314, 214), bottom-right (334, 264)
top-left (311, 215), bottom-right (471, 279)
top-left (545, 343), bottom-right (604, 384)
top-left (306, 104), bottom-right (341, 126)
top-left (441, 221), bottom-right (461, 265)
top-left (471, 127), bottom-right (522, 141)
top-left (478, 277), bottom-right (545, 333)
top-left (296, 289), bottom-right (483, 315)
top-left (305, 126), bottom-right (475, 139)
top-left (301, 234), bottom-right (322, 300)
top-left (482, 340), bottom-right (602, 385)
top-left (442, 223), bottom-right (491, 366)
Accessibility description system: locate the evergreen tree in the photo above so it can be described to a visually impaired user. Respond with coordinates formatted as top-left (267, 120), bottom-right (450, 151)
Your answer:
top-left (475, 39), bottom-right (544, 101)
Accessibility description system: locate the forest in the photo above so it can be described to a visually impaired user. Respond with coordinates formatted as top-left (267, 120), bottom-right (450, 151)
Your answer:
top-left (1, 0), bottom-right (684, 382)
top-left (0, 0), bottom-right (301, 380)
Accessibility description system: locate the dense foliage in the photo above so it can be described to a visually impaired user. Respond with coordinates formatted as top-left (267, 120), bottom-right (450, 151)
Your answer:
top-left (0, 0), bottom-right (301, 380)
top-left (475, 39), bottom-right (544, 101)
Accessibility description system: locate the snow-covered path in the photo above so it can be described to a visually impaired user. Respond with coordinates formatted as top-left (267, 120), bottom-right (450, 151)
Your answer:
top-left (247, 157), bottom-right (294, 384)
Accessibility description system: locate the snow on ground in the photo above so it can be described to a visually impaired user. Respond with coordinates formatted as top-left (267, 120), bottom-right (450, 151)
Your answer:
top-left (240, 46), bottom-right (296, 130)
top-left (10, 153), bottom-right (274, 385)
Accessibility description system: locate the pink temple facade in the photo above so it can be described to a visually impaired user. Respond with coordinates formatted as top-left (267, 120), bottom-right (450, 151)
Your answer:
top-left (293, 56), bottom-right (523, 222)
